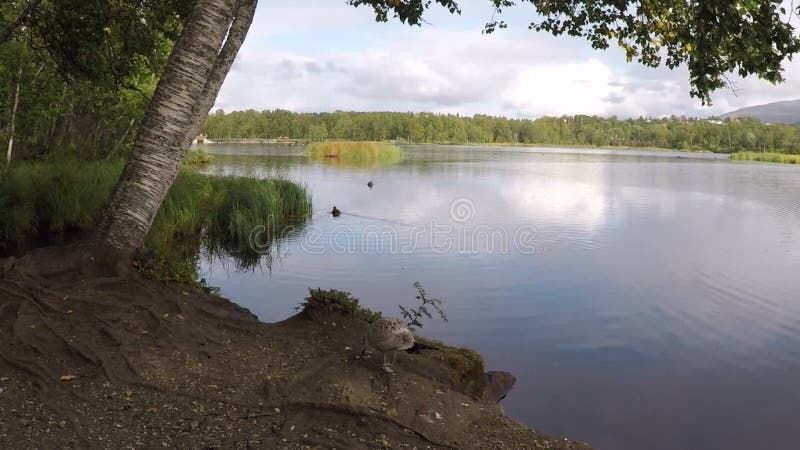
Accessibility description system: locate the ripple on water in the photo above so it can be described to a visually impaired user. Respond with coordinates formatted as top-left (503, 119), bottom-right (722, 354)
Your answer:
top-left (200, 145), bottom-right (800, 450)
top-left (641, 268), bottom-right (800, 372)
top-left (774, 200), bottom-right (800, 227)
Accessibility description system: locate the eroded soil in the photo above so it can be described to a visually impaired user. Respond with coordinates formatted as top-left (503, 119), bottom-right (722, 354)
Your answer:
top-left (0, 246), bottom-right (592, 449)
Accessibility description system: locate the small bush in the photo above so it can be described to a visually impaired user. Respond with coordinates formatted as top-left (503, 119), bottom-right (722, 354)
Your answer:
top-left (399, 282), bottom-right (447, 331)
top-left (300, 288), bottom-right (382, 323)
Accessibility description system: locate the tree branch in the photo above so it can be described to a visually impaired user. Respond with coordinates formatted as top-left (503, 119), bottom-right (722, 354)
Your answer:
top-left (0, 0), bottom-right (43, 44)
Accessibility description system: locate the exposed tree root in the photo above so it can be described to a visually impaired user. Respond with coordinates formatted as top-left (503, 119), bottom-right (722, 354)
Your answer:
top-left (0, 248), bottom-right (265, 444)
top-left (1, 257), bottom-right (444, 446)
top-left (275, 400), bottom-right (458, 449)
top-left (0, 246), bottom-right (592, 449)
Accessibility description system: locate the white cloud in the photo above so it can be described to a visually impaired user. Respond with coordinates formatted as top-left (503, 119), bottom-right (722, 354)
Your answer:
top-left (213, 1), bottom-right (800, 118)
top-left (502, 59), bottom-right (622, 117)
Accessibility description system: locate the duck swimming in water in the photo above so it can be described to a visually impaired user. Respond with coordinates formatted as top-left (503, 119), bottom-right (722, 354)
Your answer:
top-left (367, 181), bottom-right (374, 189)
top-left (331, 206), bottom-right (341, 217)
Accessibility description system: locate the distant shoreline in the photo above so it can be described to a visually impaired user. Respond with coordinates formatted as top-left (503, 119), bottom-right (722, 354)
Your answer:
top-left (201, 139), bottom-right (800, 164)
top-left (202, 138), bottom-right (720, 155)
top-left (204, 138), bottom-right (307, 145)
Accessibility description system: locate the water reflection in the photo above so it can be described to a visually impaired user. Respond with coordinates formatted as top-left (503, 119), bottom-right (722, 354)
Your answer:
top-left (199, 144), bottom-right (800, 450)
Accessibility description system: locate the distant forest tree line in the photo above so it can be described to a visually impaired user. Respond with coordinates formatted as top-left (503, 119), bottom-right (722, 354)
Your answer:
top-left (202, 109), bottom-right (800, 154)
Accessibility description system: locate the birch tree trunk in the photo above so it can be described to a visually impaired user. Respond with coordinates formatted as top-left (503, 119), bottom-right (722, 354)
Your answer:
top-left (6, 65), bottom-right (22, 165)
top-left (94, 0), bottom-right (257, 257)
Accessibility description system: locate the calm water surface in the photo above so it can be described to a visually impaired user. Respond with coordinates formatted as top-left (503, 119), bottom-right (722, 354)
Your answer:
top-left (200, 144), bottom-right (800, 450)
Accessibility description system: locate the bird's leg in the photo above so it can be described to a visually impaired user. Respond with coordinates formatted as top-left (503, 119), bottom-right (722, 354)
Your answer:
top-left (360, 336), bottom-right (367, 357)
top-left (391, 351), bottom-right (397, 366)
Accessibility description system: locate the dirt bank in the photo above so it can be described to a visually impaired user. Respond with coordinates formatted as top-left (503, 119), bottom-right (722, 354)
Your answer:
top-left (0, 246), bottom-right (591, 449)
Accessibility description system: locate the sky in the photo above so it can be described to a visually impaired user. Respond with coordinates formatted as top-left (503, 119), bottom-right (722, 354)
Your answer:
top-left (213, 0), bottom-right (800, 119)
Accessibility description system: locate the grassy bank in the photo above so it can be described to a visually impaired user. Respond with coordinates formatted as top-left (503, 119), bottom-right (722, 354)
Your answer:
top-left (730, 151), bottom-right (800, 164)
top-left (307, 141), bottom-right (404, 167)
top-left (0, 159), bottom-right (311, 283)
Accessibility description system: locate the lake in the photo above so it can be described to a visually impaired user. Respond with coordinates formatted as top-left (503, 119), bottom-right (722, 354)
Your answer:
top-left (199, 144), bottom-right (800, 450)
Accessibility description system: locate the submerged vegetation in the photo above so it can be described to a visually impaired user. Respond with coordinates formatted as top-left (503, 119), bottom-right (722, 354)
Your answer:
top-left (730, 151), bottom-right (800, 164)
top-left (306, 141), bottom-right (404, 167)
top-left (0, 160), bottom-right (312, 283)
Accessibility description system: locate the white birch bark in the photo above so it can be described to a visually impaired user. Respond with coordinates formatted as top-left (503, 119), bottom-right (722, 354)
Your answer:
top-left (6, 65), bottom-right (22, 165)
top-left (95, 0), bottom-right (258, 256)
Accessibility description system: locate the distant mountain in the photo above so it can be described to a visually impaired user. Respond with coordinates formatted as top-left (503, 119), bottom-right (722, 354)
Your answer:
top-left (718, 99), bottom-right (800, 125)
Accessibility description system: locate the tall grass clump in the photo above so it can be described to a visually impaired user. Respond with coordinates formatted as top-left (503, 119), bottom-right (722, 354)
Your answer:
top-left (139, 173), bottom-right (311, 281)
top-left (0, 160), bottom-right (312, 284)
top-left (307, 141), bottom-right (404, 167)
top-left (0, 160), bottom-right (123, 246)
top-left (137, 171), bottom-right (215, 282)
top-left (203, 176), bottom-right (311, 270)
top-left (730, 151), bottom-right (800, 164)
top-left (184, 148), bottom-right (214, 167)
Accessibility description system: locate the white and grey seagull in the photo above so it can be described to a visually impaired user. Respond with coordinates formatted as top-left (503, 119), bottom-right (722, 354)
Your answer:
top-left (363, 317), bottom-right (414, 373)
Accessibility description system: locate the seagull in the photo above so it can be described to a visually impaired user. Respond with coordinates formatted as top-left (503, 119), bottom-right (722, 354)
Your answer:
top-left (363, 318), bottom-right (414, 373)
